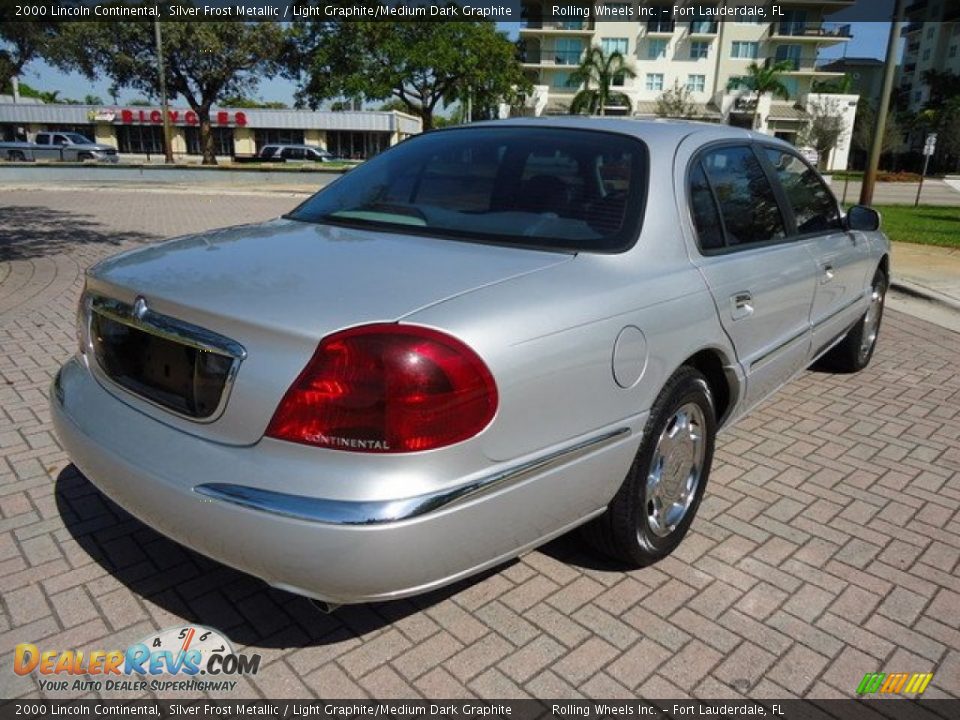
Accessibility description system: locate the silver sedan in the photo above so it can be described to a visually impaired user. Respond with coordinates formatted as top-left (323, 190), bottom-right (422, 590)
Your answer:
top-left (51, 118), bottom-right (890, 606)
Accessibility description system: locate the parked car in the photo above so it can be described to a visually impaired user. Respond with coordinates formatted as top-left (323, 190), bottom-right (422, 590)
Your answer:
top-left (0, 132), bottom-right (119, 163)
top-left (258, 144), bottom-right (339, 163)
top-left (52, 119), bottom-right (889, 607)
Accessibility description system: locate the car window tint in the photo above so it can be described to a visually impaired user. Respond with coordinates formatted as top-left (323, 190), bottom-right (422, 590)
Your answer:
top-left (289, 127), bottom-right (649, 253)
top-left (689, 161), bottom-right (725, 250)
top-left (701, 146), bottom-right (786, 247)
top-left (763, 148), bottom-right (841, 234)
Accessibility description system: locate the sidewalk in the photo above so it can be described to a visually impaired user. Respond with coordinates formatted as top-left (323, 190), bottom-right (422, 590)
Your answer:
top-left (891, 242), bottom-right (960, 311)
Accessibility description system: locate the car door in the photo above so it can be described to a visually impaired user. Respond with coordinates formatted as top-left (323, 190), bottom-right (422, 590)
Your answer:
top-left (759, 146), bottom-right (872, 358)
top-left (685, 143), bottom-right (819, 410)
top-left (281, 147), bottom-right (305, 162)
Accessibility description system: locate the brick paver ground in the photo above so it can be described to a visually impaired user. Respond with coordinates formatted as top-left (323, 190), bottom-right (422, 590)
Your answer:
top-left (1, 189), bottom-right (958, 700)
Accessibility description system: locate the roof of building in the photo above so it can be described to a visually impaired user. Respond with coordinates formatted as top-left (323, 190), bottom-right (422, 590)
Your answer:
top-left (0, 102), bottom-right (422, 134)
top-left (768, 103), bottom-right (811, 121)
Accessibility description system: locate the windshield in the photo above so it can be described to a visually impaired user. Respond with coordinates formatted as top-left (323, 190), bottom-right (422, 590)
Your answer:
top-left (64, 133), bottom-right (92, 144)
top-left (287, 127), bottom-right (649, 253)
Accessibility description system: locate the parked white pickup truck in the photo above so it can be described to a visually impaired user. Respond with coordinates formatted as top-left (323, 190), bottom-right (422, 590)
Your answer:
top-left (0, 132), bottom-right (119, 163)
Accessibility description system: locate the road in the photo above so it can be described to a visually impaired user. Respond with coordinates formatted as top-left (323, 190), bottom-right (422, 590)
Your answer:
top-left (1, 189), bottom-right (958, 700)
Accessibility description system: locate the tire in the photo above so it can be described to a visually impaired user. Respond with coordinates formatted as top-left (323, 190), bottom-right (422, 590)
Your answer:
top-left (817, 267), bottom-right (887, 374)
top-left (78, 152), bottom-right (93, 161)
top-left (8, 150), bottom-right (26, 161)
top-left (583, 366), bottom-right (716, 566)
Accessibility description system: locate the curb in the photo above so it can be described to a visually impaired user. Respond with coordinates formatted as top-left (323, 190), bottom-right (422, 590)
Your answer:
top-left (890, 278), bottom-right (960, 313)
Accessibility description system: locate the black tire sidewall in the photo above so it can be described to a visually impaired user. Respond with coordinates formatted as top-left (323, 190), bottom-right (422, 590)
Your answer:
top-left (619, 369), bottom-right (717, 563)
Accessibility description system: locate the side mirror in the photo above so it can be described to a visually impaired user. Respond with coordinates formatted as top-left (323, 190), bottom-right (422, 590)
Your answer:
top-left (846, 205), bottom-right (881, 232)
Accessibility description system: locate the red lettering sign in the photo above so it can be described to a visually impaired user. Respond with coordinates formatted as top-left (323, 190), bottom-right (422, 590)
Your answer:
top-left (121, 109), bottom-right (133, 124)
top-left (169, 110), bottom-right (179, 123)
top-left (217, 111), bottom-right (228, 125)
top-left (149, 110), bottom-right (163, 123)
top-left (235, 111), bottom-right (247, 127)
top-left (185, 111), bottom-right (198, 125)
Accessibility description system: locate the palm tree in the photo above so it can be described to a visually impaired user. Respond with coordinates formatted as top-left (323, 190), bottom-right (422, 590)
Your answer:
top-left (727, 60), bottom-right (794, 130)
top-left (570, 46), bottom-right (636, 116)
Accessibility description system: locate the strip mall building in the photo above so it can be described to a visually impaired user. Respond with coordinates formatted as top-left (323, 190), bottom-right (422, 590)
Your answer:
top-left (0, 100), bottom-right (423, 160)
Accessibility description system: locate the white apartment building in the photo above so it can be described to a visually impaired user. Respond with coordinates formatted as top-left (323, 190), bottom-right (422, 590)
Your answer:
top-left (898, 0), bottom-right (960, 112)
top-left (519, 1), bottom-right (856, 155)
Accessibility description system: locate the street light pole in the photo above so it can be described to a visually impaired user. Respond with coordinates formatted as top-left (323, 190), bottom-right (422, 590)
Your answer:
top-left (860, 0), bottom-right (906, 206)
top-left (154, 20), bottom-right (175, 165)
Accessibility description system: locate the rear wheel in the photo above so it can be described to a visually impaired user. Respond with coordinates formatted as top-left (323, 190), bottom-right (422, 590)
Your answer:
top-left (583, 366), bottom-right (716, 566)
top-left (7, 150), bottom-right (26, 161)
top-left (818, 268), bottom-right (887, 373)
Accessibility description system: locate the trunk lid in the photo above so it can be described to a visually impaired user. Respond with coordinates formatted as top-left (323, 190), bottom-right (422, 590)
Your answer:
top-left (86, 218), bottom-right (571, 445)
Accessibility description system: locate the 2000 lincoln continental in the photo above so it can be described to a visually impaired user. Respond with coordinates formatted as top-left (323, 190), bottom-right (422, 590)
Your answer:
top-left (52, 118), bottom-right (890, 606)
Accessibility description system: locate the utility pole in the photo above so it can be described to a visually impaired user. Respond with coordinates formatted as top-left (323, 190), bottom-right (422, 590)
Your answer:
top-left (154, 20), bottom-right (175, 164)
top-left (860, 0), bottom-right (906, 206)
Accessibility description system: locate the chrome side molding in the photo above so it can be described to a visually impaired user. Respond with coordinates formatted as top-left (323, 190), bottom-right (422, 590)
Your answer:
top-left (194, 426), bottom-right (632, 526)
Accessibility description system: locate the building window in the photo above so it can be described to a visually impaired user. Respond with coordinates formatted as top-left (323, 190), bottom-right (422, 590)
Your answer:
top-left (601, 37), bottom-right (629, 56)
top-left (646, 73), bottom-right (665, 91)
top-left (779, 9), bottom-right (808, 36)
top-left (612, 72), bottom-right (626, 87)
top-left (326, 131), bottom-right (390, 160)
top-left (186, 127), bottom-right (233, 156)
top-left (923, 48), bottom-right (931, 61)
top-left (927, 27), bottom-right (935, 39)
top-left (116, 125), bottom-right (164, 154)
top-left (555, 37), bottom-right (584, 65)
top-left (950, 45), bottom-right (958, 58)
top-left (915, 91), bottom-right (922, 102)
top-left (254, 129), bottom-right (305, 151)
top-left (648, 38), bottom-right (668, 59)
top-left (735, 19), bottom-right (763, 25)
top-left (550, 71), bottom-right (578, 89)
top-left (687, 74), bottom-right (706, 92)
top-left (690, 41), bottom-right (710, 59)
top-left (775, 44), bottom-right (802, 70)
top-left (647, 17), bottom-right (675, 34)
top-left (731, 41), bottom-right (759, 59)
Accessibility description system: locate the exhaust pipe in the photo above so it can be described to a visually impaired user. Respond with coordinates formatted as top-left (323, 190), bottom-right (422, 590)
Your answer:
top-left (309, 598), bottom-right (341, 614)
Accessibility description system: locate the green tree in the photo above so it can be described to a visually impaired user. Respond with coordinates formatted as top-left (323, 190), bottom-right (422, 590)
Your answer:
top-left (0, 22), bottom-right (60, 95)
top-left (220, 95), bottom-right (288, 109)
top-left (655, 80), bottom-right (698, 119)
top-left (852, 100), bottom-right (902, 158)
top-left (84, 94), bottom-right (104, 105)
top-left (51, 22), bottom-right (288, 164)
top-left (569, 46), bottom-right (636, 116)
top-left (727, 60), bottom-right (794, 130)
top-left (799, 97), bottom-right (847, 170)
top-left (292, 22), bottom-right (529, 130)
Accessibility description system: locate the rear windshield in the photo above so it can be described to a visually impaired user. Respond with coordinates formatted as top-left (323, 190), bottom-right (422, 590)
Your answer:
top-left (287, 127), bottom-right (649, 253)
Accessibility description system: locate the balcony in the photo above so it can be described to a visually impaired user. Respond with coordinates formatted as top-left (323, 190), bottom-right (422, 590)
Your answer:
top-left (646, 20), bottom-right (676, 35)
top-left (688, 21), bottom-right (718, 36)
top-left (520, 49), bottom-right (584, 67)
top-left (519, 20), bottom-right (594, 33)
top-left (772, 23), bottom-right (852, 41)
top-left (901, 22), bottom-right (923, 36)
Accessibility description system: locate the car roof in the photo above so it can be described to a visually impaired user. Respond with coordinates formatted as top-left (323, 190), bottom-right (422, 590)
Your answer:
top-left (464, 116), bottom-right (786, 149)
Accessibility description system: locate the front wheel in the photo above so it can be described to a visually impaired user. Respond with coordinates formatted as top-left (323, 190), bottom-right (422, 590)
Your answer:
top-left (818, 268), bottom-right (887, 373)
top-left (583, 367), bottom-right (716, 566)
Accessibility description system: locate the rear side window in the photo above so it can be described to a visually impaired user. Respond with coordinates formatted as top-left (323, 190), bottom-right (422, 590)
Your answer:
top-left (288, 127), bottom-right (649, 253)
top-left (763, 148), bottom-right (841, 234)
top-left (689, 162), bottom-right (725, 251)
top-left (700, 145), bottom-right (786, 248)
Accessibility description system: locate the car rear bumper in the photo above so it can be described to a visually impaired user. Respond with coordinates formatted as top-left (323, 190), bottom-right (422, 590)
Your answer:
top-left (51, 356), bottom-right (642, 604)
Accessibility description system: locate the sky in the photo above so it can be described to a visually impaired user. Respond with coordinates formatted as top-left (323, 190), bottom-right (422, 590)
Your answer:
top-left (18, 21), bottom-right (896, 108)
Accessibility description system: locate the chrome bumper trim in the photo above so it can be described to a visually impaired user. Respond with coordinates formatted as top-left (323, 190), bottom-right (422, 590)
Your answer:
top-left (194, 427), bottom-right (631, 526)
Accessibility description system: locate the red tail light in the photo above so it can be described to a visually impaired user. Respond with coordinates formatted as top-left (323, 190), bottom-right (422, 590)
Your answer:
top-left (265, 324), bottom-right (498, 453)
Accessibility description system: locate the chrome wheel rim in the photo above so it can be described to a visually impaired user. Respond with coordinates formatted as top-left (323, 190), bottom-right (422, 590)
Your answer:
top-left (859, 279), bottom-right (885, 362)
top-left (644, 403), bottom-right (706, 538)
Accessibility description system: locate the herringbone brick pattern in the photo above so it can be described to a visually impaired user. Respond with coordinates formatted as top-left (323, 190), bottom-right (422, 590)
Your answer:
top-left (1, 190), bottom-right (958, 700)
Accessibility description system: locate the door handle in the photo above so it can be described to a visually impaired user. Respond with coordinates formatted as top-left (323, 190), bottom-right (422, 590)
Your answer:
top-left (821, 264), bottom-right (835, 284)
top-left (731, 292), bottom-right (753, 320)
